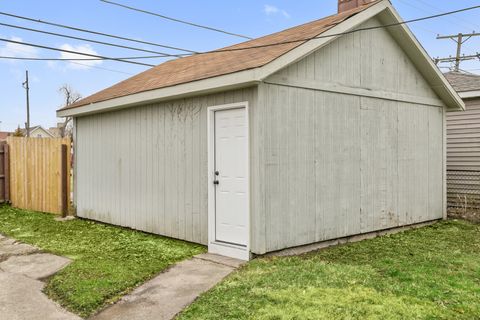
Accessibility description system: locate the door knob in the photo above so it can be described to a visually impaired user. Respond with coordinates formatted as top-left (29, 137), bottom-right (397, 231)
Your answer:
top-left (215, 171), bottom-right (219, 176)
top-left (213, 180), bottom-right (219, 185)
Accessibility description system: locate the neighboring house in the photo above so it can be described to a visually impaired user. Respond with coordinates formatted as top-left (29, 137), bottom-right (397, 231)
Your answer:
top-left (48, 126), bottom-right (61, 138)
top-left (57, 0), bottom-right (464, 260)
top-left (444, 71), bottom-right (480, 207)
top-left (48, 123), bottom-right (69, 138)
top-left (0, 132), bottom-right (12, 141)
top-left (22, 126), bottom-right (55, 138)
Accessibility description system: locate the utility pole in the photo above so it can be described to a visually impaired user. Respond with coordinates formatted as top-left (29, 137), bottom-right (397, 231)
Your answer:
top-left (22, 70), bottom-right (30, 137)
top-left (436, 32), bottom-right (480, 72)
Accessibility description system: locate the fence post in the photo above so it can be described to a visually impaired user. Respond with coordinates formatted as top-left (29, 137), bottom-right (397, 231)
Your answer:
top-left (0, 143), bottom-right (4, 203)
top-left (4, 143), bottom-right (10, 203)
top-left (61, 144), bottom-right (68, 217)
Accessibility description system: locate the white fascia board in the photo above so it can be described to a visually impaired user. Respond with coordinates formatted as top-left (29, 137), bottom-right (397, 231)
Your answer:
top-left (459, 90), bottom-right (480, 99)
top-left (378, 2), bottom-right (465, 111)
top-left (57, 69), bottom-right (260, 117)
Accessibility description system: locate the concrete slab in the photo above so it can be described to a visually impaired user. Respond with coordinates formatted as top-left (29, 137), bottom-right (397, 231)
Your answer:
top-left (0, 271), bottom-right (81, 320)
top-left (91, 258), bottom-right (236, 320)
top-left (195, 253), bottom-right (245, 268)
top-left (264, 220), bottom-right (440, 258)
top-left (0, 253), bottom-right (71, 280)
top-left (0, 239), bottom-right (38, 261)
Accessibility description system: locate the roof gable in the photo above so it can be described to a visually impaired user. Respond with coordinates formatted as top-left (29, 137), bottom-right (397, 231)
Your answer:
top-left (29, 126), bottom-right (55, 138)
top-left (58, 0), bottom-right (463, 117)
top-left (60, 2), bottom-right (379, 112)
top-left (268, 15), bottom-right (444, 107)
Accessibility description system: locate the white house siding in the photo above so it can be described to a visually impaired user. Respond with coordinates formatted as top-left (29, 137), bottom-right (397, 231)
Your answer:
top-left (446, 98), bottom-right (480, 205)
top-left (253, 16), bottom-right (445, 253)
top-left (75, 88), bottom-right (257, 245)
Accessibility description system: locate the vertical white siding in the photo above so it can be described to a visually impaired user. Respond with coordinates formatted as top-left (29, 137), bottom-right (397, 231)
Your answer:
top-left (76, 88), bottom-right (257, 245)
top-left (255, 84), bottom-right (444, 253)
top-left (253, 16), bottom-right (445, 253)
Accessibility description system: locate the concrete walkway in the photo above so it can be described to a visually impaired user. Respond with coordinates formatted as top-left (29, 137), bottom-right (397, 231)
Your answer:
top-left (91, 253), bottom-right (244, 320)
top-left (0, 233), bottom-right (80, 320)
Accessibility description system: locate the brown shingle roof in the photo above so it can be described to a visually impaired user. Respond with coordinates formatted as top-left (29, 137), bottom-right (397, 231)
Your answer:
top-left (63, 2), bottom-right (379, 110)
top-left (444, 71), bottom-right (480, 92)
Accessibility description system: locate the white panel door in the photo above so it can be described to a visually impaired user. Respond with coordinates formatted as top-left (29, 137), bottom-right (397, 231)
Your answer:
top-left (214, 107), bottom-right (248, 246)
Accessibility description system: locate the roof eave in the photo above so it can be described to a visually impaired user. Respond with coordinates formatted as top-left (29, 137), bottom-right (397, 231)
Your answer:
top-left (57, 69), bottom-right (261, 117)
top-left (58, 0), bottom-right (464, 117)
top-left (257, 0), bottom-right (464, 111)
top-left (459, 90), bottom-right (480, 99)
top-left (58, 1), bottom-right (388, 118)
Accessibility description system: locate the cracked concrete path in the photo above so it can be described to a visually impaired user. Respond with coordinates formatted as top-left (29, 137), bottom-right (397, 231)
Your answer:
top-left (0, 233), bottom-right (80, 320)
top-left (1, 253), bottom-right (71, 279)
top-left (0, 236), bottom-right (38, 261)
top-left (91, 253), bottom-right (244, 320)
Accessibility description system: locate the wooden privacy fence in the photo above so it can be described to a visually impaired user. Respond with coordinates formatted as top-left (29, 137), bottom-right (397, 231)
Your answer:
top-left (6, 137), bottom-right (71, 215)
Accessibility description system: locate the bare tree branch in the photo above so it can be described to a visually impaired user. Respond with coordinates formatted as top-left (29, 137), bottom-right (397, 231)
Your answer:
top-left (58, 84), bottom-right (82, 138)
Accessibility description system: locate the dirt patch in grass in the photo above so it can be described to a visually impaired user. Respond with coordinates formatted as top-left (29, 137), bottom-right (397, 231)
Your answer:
top-left (179, 220), bottom-right (480, 320)
top-left (0, 206), bottom-right (205, 317)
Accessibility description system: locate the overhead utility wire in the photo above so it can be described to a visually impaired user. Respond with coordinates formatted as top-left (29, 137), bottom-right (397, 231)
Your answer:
top-left (100, 0), bottom-right (253, 40)
top-left (414, 0), bottom-right (480, 30)
top-left (68, 61), bottom-right (135, 75)
top-left (193, 4), bottom-right (480, 56)
top-left (398, 0), bottom-right (474, 32)
top-left (0, 55), bottom-right (169, 61)
top-left (0, 22), bottom-right (187, 57)
top-left (0, 37), bottom-right (156, 67)
top-left (2, 4), bottom-right (480, 66)
top-left (0, 11), bottom-right (197, 54)
top-left (397, 0), bottom-right (477, 53)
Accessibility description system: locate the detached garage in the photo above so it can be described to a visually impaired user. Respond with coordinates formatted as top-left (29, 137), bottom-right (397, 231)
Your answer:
top-left (58, 0), bottom-right (464, 260)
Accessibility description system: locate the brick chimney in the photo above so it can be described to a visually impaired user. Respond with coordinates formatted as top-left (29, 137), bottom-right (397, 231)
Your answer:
top-left (338, 0), bottom-right (375, 13)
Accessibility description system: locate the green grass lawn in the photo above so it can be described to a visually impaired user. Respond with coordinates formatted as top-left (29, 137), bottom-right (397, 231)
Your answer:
top-left (179, 220), bottom-right (480, 320)
top-left (0, 205), bottom-right (205, 318)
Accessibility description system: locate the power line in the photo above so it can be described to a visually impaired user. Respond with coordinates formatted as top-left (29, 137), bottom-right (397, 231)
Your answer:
top-left (436, 33), bottom-right (480, 71)
top-left (397, 0), bottom-right (475, 32)
top-left (394, 0), bottom-right (440, 35)
top-left (195, 4), bottom-right (480, 56)
top-left (0, 56), bottom-right (135, 75)
top-left (0, 22), bottom-right (186, 57)
top-left (67, 61), bottom-right (134, 75)
top-left (414, 0), bottom-right (480, 31)
top-left (396, 0), bottom-right (478, 53)
top-left (100, 0), bottom-right (253, 40)
top-left (3, 4), bottom-right (480, 65)
top-left (0, 55), bottom-right (168, 61)
top-left (0, 11), bottom-right (198, 54)
top-left (435, 53), bottom-right (480, 64)
top-left (0, 37), bottom-right (156, 67)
